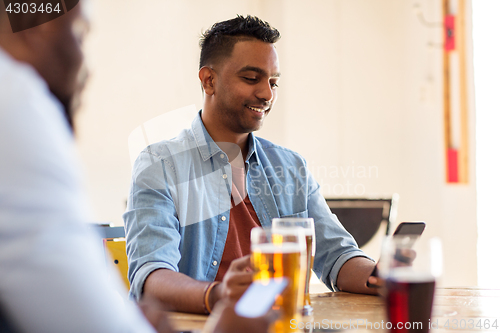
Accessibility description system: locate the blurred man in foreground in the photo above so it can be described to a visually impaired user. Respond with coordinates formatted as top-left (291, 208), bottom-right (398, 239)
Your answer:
top-left (0, 1), bottom-right (274, 332)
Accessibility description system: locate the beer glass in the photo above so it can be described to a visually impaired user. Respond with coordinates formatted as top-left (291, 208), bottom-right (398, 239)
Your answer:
top-left (251, 226), bottom-right (307, 333)
top-left (379, 236), bottom-right (443, 333)
top-left (272, 217), bottom-right (315, 315)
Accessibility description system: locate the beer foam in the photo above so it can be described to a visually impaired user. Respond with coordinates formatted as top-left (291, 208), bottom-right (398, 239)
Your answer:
top-left (252, 243), bottom-right (301, 253)
top-left (388, 267), bottom-right (435, 283)
top-left (303, 229), bottom-right (314, 236)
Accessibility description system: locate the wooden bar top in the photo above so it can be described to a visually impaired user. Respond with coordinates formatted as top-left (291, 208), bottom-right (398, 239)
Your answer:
top-left (169, 288), bottom-right (500, 332)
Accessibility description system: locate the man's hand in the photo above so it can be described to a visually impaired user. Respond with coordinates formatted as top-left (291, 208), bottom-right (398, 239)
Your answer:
top-left (337, 257), bottom-right (381, 295)
top-left (365, 248), bottom-right (417, 291)
top-left (213, 255), bottom-right (253, 303)
top-left (366, 275), bottom-right (384, 289)
top-left (143, 256), bottom-right (254, 314)
top-left (202, 299), bottom-right (279, 333)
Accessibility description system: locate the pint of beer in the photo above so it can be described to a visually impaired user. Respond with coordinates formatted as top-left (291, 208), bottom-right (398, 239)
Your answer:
top-left (379, 236), bottom-right (442, 333)
top-left (251, 226), bottom-right (306, 333)
top-left (272, 218), bottom-right (315, 315)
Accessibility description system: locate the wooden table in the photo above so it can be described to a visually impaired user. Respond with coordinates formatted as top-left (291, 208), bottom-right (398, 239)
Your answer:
top-left (169, 288), bottom-right (500, 332)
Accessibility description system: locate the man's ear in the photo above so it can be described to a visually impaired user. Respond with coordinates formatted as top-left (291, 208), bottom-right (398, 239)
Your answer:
top-left (199, 66), bottom-right (215, 95)
top-left (14, 19), bottom-right (62, 64)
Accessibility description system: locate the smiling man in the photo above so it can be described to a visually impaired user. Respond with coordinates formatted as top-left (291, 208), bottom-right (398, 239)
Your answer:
top-left (199, 38), bottom-right (279, 157)
top-left (124, 15), bottom-right (381, 315)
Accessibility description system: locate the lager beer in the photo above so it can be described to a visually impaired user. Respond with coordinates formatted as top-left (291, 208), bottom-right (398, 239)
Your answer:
top-left (304, 233), bottom-right (315, 309)
top-left (251, 227), bottom-right (306, 333)
top-left (272, 218), bottom-right (315, 315)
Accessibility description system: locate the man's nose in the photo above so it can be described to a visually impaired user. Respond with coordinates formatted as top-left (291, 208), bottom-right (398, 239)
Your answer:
top-left (256, 81), bottom-right (274, 102)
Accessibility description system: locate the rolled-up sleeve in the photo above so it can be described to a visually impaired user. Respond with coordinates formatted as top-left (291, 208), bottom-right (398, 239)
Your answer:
top-left (123, 149), bottom-right (181, 300)
top-left (306, 171), bottom-right (373, 292)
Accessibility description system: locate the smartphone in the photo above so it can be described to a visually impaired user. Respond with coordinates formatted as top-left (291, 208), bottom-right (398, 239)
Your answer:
top-left (366, 222), bottom-right (426, 288)
top-left (235, 278), bottom-right (288, 318)
top-left (393, 221), bottom-right (426, 237)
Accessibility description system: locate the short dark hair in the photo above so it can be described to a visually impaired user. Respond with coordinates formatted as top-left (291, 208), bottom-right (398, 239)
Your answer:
top-left (199, 15), bottom-right (280, 69)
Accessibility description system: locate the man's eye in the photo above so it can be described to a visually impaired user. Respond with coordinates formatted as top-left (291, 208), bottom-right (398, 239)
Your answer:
top-left (271, 83), bottom-right (279, 88)
top-left (244, 77), bottom-right (257, 82)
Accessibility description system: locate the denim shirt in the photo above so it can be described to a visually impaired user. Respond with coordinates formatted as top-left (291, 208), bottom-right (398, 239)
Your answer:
top-left (123, 112), bottom-right (370, 300)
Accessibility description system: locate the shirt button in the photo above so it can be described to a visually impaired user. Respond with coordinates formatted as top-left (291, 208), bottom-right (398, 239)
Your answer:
top-left (212, 261), bottom-right (218, 266)
top-left (220, 153), bottom-right (225, 159)
top-left (221, 216), bottom-right (226, 221)
top-left (222, 174), bottom-right (228, 179)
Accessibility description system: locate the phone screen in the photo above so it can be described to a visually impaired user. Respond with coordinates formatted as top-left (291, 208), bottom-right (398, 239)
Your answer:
top-left (235, 278), bottom-right (288, 318)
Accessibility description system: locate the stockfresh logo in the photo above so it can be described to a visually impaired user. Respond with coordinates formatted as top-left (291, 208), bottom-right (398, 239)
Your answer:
top-left (3, 0), bottom-right (79, 33)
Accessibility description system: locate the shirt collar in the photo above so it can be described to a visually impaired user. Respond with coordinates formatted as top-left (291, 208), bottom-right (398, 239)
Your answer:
top-left (191, 111), bottom-right (260, 165)
top-left (245, 132), bottom-right (260, 165)
top-left (192, 111), bottom-right (223, 161)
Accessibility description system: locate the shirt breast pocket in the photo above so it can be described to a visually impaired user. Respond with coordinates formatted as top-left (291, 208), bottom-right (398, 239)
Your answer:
top-left (279, 210), bottom-right (309, 219)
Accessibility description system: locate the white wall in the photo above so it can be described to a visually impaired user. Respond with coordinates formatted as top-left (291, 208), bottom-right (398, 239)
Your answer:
top-left (472, 0), bottom-right (500, 288)
top-left (76, 0), bottom-right (477, 287)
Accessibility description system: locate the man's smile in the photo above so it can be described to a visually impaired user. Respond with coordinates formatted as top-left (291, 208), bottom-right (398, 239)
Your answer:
top-left (246, 105), bottom-right (270, 114)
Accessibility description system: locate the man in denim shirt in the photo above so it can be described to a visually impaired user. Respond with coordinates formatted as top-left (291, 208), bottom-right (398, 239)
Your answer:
top-left (124, 15), bottom-right (381, 314)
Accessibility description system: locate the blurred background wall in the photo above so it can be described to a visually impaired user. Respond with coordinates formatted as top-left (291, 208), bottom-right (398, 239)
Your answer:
top-left (76, 0), bottom-right (478, 287)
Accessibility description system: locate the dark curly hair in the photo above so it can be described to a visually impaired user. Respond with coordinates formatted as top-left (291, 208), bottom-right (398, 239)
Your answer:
top-left (199, 15), bottom-right (280, 69)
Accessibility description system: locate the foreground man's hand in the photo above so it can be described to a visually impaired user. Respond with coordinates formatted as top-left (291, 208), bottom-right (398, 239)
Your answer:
top-left (138, 295), bottom-right (174, 333)
top-left (202, 299), bottom-right (279, 333)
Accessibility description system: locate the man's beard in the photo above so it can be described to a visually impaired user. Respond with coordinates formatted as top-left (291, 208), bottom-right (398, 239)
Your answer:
top-left (50, 67), bottom-right (87, 134)
top-left (51, 90), bottom-right (76, 133)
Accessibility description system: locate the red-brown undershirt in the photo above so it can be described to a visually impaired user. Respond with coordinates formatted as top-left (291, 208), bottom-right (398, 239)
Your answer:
top-left (214, 164), bottom-right (261, 281)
